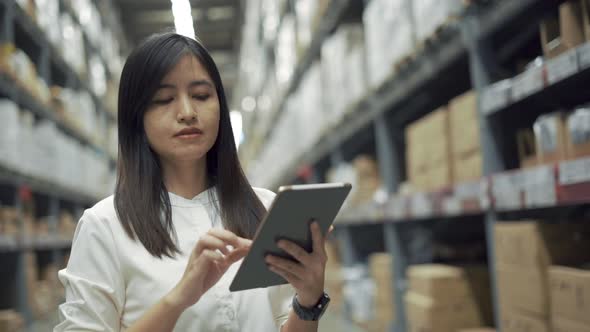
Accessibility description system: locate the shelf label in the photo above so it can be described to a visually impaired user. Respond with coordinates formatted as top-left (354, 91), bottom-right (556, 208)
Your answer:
top-left (442, 198), bottom-right (462, 216)
top-left (0, 235), bottom-right (18, 251)
top-left (492, 172), bottom-right (526, 210)
top-left (559, 157), bottom-right (590, 185)
top-left (387, 196), bottom-right (407, 220)
top-left (481, 79), bottom-right (512, 115)
top-left (410, 193), bottom-right (433, 218)
top-left (523, 166), bottom-right (557, 207)
top-left (454, 180), bottom-right (483, 199)
top-left (546, 50), bottom-right (579, 85)
top-left (511, 66), bottom-right (545, 101)
top-left (578, 42), bottom-right (590, 69)
top-left (495, 189), bottom-right (522, 210)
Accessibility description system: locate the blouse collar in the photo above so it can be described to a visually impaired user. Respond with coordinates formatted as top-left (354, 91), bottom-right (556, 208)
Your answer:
top-left (168, 186), bottom-right (217, 207)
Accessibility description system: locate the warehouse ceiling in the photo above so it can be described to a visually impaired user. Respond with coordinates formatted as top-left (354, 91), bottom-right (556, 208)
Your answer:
top-left (114, 0), bottom-right (244, 100)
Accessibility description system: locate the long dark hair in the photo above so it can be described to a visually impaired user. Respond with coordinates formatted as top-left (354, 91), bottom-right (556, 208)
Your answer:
top-left (115, 32), bottom-right (266, 258)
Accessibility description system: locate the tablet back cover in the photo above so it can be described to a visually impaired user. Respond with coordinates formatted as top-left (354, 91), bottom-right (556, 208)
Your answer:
top-left (229, 183), bottom-right (351, 292)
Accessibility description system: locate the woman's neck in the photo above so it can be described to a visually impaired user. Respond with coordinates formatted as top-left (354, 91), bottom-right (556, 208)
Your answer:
top-left (161, 158), bottom-right (209, 200)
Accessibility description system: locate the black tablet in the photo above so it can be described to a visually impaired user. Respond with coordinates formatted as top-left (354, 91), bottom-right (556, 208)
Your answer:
top-left (229, 182), bottom-right (352, 292)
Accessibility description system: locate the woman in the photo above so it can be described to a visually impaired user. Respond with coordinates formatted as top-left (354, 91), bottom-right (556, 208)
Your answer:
top-left (55, 32), bottom-right (331, 332)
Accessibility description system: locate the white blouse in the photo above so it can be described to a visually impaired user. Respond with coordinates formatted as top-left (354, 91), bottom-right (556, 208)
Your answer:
top-left (55, 187), bottom-right (294, 332)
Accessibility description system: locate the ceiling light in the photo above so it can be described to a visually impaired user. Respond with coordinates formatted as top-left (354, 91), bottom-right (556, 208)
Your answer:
top-left (171, 0), bottom-right (195, 39)
top-left (241, 96), bottom-right (256, 112)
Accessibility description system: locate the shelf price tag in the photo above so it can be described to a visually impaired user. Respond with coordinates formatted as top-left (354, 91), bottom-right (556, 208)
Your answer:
top-left (0, 235), bottom-right (18, 251)
top-left (386, 196), bottom-right (407, 220)
top-left (523, 165), bottom-right (557, 207)
top-left (481, 79), bottom-right (512, 115)
top-left (410, 193), bottom-right (433, 218)
top-left (492, 172), bottom-right (525, 210)
top-left (442, 197), bottom-right (462, 216)
top-left (511, 65), bottom-right (545, 101)
top-left (546, 49), bottom-right (579, 85)
top-left (559, 157), bottom-right (590, 185)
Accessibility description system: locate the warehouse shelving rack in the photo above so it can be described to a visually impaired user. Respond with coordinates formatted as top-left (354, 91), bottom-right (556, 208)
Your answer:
top-left (0, 0), bottom-right (126, 325)
top-left (245, 0), bottom-right (590, 331)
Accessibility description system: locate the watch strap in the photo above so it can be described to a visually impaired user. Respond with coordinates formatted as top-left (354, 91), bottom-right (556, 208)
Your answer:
top-left (292, 292), bottom-right (330, 321)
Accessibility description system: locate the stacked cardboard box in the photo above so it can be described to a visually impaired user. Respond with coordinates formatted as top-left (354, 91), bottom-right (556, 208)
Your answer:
top-left (349, 155), bottom-right (382, 207)
top-left (0, 44), bottom-right (50, 105)
top-left (0, 310), bottom-right (24, 332)
top-left (449, 91), bottom-right (482, 183)
top-left (533, 113), bottom-right (569, 164)
top-left (540, 0), bottom-right (586, 59)
top-left (406, 107), bottom-right (453, 191)
top-left (0, 207), bottom-right (19, 237)
top-left (566, 107), bottom-right (590, 159)
top-left (494, 221), bottom-right (590, 331)
top-left (549, 266), bottom-right (590, 331)
top-left (324, 241), bottom-right (344, 314)
top-left (584, 0), bottom-right (590, 41)
top-left (368, 253), bottom-right (395, 331)
top-left (24, 252), bottom-right (63, 319)
top-left (405, 264), bottom-right (492, 332)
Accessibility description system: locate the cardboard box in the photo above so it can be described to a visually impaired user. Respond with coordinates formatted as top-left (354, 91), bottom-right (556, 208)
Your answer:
top-left (566, 107), bottom-right (590, 159)
top-left (561, 1), bottom-right (586, 45)
top-left (406, 107), bottom-right (453, 191)
top-left (425, 162), bottom-right (453, 190)
top-left (583, 0), bottom-right (590, 41)
top-left (517, 129), bottom-right (539, 168)
top-left (406, 107), bottom-right (450, 166)
top-left (350, 155), bottom-right (382, 206)
top-left (0, 310), bottom-right (24, 332)
top-left (553, 316), bottom-right (590, 332)
top-left (405, 291), bottom-right (485, 332)
top-left (457, 329), bottom-right (496, 332)
top-left (425, 107), bottom-right (451, 166)
top-left (408, 264), bottom-right (469, 299)
top-left (540, 0), bottom-right (586, 59)
top-left (449, 91), bottom-right (480, 158)
top-left (369, 253), bottom-right (396, 324)
top-left (549, 266), bottom-right (590, 324)
top-left (407, 264), bottom-right (492, 324)
top-left (501, 311), bottom-right (549, 332)
top-left (454, 151), bottom-right (483, 183)
top-left (494, 221), bottom-right (590, 268)
top-left (534, 112), bottom-right (568, 164)
top-left (496, 264), bottom-right (549, 316)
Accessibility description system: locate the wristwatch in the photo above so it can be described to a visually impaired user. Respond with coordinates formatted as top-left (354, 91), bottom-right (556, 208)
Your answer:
top-left (292, 292), bottom-right (330, 321)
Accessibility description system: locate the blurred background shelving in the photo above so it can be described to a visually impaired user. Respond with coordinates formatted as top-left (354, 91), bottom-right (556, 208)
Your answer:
top-left (2, 0), bottom-right (590, 331)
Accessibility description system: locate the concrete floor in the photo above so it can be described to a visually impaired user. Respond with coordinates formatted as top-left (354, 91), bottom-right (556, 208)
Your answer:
top-left (28, 310), bottom-right (367, 332)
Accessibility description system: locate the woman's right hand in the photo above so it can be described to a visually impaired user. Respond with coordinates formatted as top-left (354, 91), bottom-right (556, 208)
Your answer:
top-left (164, 229), bottom-right (252, 310)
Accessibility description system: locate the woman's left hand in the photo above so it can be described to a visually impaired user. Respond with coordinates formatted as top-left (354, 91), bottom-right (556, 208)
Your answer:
top-left (265, 221), bottom-right (331, 307)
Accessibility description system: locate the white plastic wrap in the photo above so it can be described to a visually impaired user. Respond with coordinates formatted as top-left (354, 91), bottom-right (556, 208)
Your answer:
top-left (321, 24), bottom-right (364, 126)
top-left (295, 0), bottom-right (319, 52)
top-left (413, 0), bottom-right (462, 42)
top-left (364, 0), bottom-right (414, 89)
top-left (35, 0), bottom-right (61, 47)
top-left (275, 14), bottom-right (297, 90)
top-left (0, 100), bottom-right (21, 170)
top-left (60, 13), bottom-right (87, 76)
